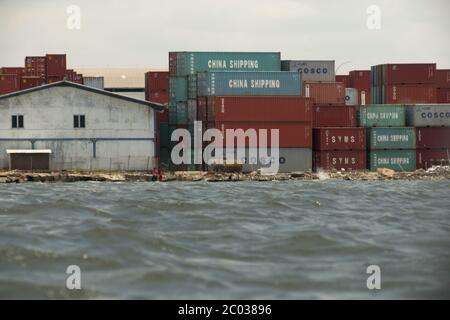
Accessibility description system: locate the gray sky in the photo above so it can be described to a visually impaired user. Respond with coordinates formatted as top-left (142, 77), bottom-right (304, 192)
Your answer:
top-left (1, 0), bottom-right (449, 74)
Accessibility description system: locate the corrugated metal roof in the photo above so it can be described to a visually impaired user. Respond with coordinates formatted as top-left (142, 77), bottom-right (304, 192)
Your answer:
top-left (75, 68), bottom-right (153, 89)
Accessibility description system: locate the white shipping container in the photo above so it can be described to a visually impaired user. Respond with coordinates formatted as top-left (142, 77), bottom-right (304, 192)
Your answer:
top-left (205, 148), bottom-right (312, 173)
top-left (345, 88), bottom-right (358, 106)
top-left (406, 104), bottom-right (450, 127)
top-left (83, 76), bottom-right (104, 90)
top-left (281, 60), bottom-right (335, 82)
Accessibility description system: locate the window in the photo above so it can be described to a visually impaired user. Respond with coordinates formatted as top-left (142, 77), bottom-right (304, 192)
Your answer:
top-left (74, 115), bottom-right (86, 128)
top-left (12, 115), bottom-right (24, 128)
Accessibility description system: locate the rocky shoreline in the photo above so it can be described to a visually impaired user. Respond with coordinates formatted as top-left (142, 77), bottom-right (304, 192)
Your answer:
top-left (1, 167), bottom-right (450, 183)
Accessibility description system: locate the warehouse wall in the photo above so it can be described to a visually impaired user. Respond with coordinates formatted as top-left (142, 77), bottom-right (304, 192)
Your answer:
top-left (0, 85), bottom-right (156, 170)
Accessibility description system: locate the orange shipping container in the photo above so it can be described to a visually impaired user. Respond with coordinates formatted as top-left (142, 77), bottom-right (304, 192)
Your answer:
top-left (303, 81), bottom-right (345, 105)
top-left (383, 84), bottom-right (437, 104)
top-left (0, 74), bottom-right (20, 95)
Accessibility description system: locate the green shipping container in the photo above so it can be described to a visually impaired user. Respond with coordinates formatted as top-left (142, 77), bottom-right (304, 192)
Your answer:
top-left (159, 147), bottom-right (171, 170)
top-left (358, 105), bottom-right (406, 127)
top-left (169, 77), bottom-right (187, 103)
top-left (160, 123), bottom-right (169, 148)
top-left (367, 127), bottom-right (416, 150)
top-left (368, 150), bottom-right (416, 172)
top-left (176, 102), bottom-right (188, 125)
top-left (172, 52), bottom-right (281, 76)
top-left (168, 106), bottom-right (177, 124)
top-left (188, 74), bottom-right (197, 99)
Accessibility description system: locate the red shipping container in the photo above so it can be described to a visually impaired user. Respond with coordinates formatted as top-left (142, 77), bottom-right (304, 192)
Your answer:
top-left (20, 76), bottom-right (44, 90)
top-left (64, 69), bottom-right (75, 81)
top-left (157, 107), bottom-right (169, 124)
top-left (46, 54), bottom-right (67, 77)
top-left (0, 67), bottom-right (26, 76)
top-left (214, 121), bottom-right (312, 148)
top-left (358, 88), bottom-right (371, 105)
top-left (209, 96), bottom-right (311, 123)
top-left (313, 128), bottom-right (366, 151)
top-left (436, 70), bottom-right (450, 89)
top-left (147, 91), bottom-right (168, 104)
top-left (312, 105), bottom-right (356, 128)
top-left (383, 84), bottom-right (437, 104)
top-left (437, 88), bottom-right (450, 103)
top-left (382, 63), bottom-right (436, 84)
top-left (74, 73), bottom-right (83, 84)
top-left (47, 75), bottom-right (64, 83)
top-left (146, 71), bottom-right (169, 92)
top-left (416, 149), bottom-right (450, 169)
top-left (303, 81), bottom-right (345, 105)
top-left (416, 127), bottom-right (450, 149)
top-left (349, 70), bottom-right (371, 89)
top-left (313, 151), bottom-right (367, 171)
top-left (336, 75), bottom-right (350, 88)
top-left (25, 56), bottom-right (46, 77)
top-left (0, 74), bottom-right (20, 95)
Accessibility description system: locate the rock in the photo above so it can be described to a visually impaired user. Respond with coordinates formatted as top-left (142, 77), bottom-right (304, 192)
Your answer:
top-left (377, 168), bottom-right (395, 178)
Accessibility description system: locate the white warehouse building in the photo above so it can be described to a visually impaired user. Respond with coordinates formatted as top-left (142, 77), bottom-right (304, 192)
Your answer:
top-left (0, 81), bottom-right (163, 171)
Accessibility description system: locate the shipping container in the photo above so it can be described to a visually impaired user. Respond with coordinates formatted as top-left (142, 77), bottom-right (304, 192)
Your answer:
top-left (349, 70), bottom-right (371, 89)
top-left (25, 56), bottom-right (46, 77)
top-left (0, 67), bottom-right (25, 76)
top-left (303, 81), bottom-right (345, 105)
top-left (204, 148), bottom-right (312, 173)
top-left (383, 84), bottom-right (437, 104)
top-left (437, 88), bottom-right (450, 103)
top-left (312, 105), bottom-right (357, 128)
top-left (148, 91), bottom-right (169, 105)
top-left (281, 60), bottom-right (335, 82)
top-left (169, 76), bottom-right (187, 102)
top-left (345, 88), bottom-right (358, 106)
top-left (336, 75), bottom-right (350, 87)
top-left (170, 52), bottom-right (281, 76)
top-left (358, 105), bottom-right (406, 127)
top-left (313, 151), bottom-right (366, 171)
top-left (358, 88), bottom-right (370, 105)
top-left (168, 106), bottom-right (177, 124)
top-left (416, 127), bottom-right (450, 149)
top-left (436, 70), bottom-right (450, 89)
top-left (83, 76), bottom-right (105, 90)
top-left (197, 71), bottom-right (301, 97)
top-left (46, 54), bottom-right (66, 77)
top-left (406, 104), bottom-right (450, 127)
top-left (20, 76), bottom-right (44, 90)
top-left (313, 128), bottom-right (366, 151)
top-left (176, 102), bottom-right (188, 125)
top-left (188, 74), bottom-right (197, 99)
top-left (416, 149), bottom-right (450, 169)
top-left (368, 150), bottom-right (416, 172)
top-left (204, 96), bottom-right (312, 123)
top-left (145, 71), bottom-right (169, 92)
top-left (381, 63), bottom-right (436, 84)
top-left (213, 121), bottom-right (312, 148)
top-left (160, 123), bottom-right (170, 148)
top-left (157, 106), bottom-right (169, 124)
top-left (367, 127), bottom-right (416, 150)
top-left (64, 69), bottom-right (76, 82)
top-left (46, 75), bottom-right (64, 83)
top-left (74, 73), bottom-right (83, 84)
top-left (187, 99), bottom-right (197, 123)
top-left (0, 74), bottom-right (20, 95)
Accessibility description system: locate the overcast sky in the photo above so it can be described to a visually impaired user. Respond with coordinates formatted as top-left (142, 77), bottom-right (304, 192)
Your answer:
top-left (1, 0), bottom-right (449, 74)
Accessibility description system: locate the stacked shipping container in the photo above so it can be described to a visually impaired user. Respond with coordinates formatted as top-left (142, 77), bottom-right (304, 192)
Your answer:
top-left (0, 53), bottom-right (83, 95)
top-left (406, 105), bottom-right (450, 169)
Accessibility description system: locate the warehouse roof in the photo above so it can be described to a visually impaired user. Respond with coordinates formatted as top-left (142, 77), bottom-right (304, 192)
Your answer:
top-left (0, 81), bottom-right (165, 111)
top-left (74, 68), bottom-right (154, 88)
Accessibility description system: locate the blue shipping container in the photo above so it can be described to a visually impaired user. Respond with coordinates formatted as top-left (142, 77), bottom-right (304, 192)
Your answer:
top-left (197, 71), bottom-right (302, 97)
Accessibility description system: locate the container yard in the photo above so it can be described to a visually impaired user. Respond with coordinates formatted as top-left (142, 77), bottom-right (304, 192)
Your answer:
top-left (2, 51), bottom-right (450, 174)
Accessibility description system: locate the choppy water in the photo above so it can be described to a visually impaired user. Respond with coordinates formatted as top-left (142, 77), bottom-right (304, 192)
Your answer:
top-left (0, 180), bottom-right (449, 299)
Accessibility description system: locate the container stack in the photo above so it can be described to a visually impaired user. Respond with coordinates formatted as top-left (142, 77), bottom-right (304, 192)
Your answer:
top-left (145, 71), bottom-right (170, 168)
top-left (0, 53), bottom-right (83, 95)
top-left (436, 70), bottom-right (450, 103)
top-left (371, 63), bottom-right (437, 104)
top-left (168, 51), bottom-right (304, 171)
top-left (406, 104), bottom-right (450, 169)
top-left (358, 104), bottom-right (418, 171)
